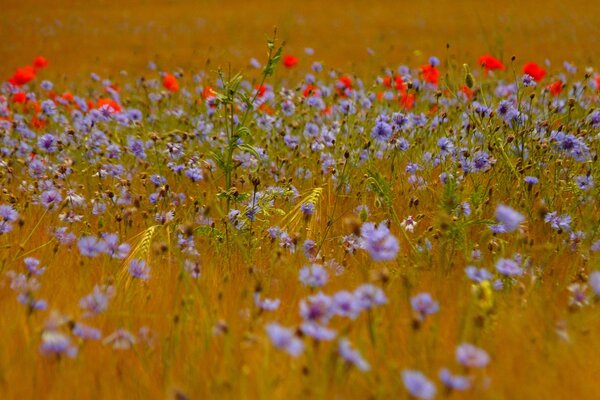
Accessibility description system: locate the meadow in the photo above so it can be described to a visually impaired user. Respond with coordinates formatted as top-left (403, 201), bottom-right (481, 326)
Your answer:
top-left (1, 1), bottom-right (600, 399)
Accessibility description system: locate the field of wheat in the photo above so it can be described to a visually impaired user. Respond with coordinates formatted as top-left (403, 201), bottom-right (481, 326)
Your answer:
top-left (1, 1), bottom-right (600, 399)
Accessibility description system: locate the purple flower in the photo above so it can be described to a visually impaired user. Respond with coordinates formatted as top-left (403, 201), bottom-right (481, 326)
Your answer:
top-left (371, 120), bottom-right (393, 142)
top-left (77, 236), bottom-right (107, 258)
top-left (300, 322), bottom-right (336, 341)
top-left (332, 290), bottom-right (361, 319)
top-left (299, 264), bottom-right (328, 288)
top-left (411, 292), bottom-right (439, 320)
top-left (0, 204), bottom-right (18, 234)
top-left (465, 266), bottom-right (493, 282)
top-left (360, 222), bottom-right (400, 261)
top-left (72, 323), bottom-right (102, 340)
top-left (456, 343), bottom-right (490, 368)
top-left (266, 323), bottom-right (304, 357)
top-left (544, 212), bottom-right (572, 232)
top-left (439, 368), bottom-right (471, 391)
top-left (128, 259), bottom-right (151, 280)
top-left (338, 339), bottom-right (370, 371)
top-left (402, 370), bottom-right (436, 400)
top-left (300, 292), bottom-right (333, 324)
top-left (80, 285), bottom-right (114, 317)
top-left (354, 284), bottom-right (387, 309)
top-left (495, 258), bottom-right (523, 277)
top-left (254, 293), bottom-right (280, 311)
top-left (24, 257), bottom-right (45, 276)
top-left (589, 271), bottom-right (600, 296)
top-left (40, 331), bottom-right (77, 358)
top-left (495, 204), bottom-right (525, 233)
top-left (40, 189), bottom-right (62, 209)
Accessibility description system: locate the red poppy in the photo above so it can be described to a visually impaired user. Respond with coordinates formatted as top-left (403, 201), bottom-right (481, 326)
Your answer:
top-left (31, 116), bottom-right (46, 129)
top-left (33, 56), bottom-right (48, 69)
top-left (96, 98), bottom-right (122, 113)
top-left (400, 92), bottom-right (415, 110)
top-left (12, 92), bottom-right (27, 104)
top-left (8, 66), bottom-right (36, 86)
top-left (420, 64), bottom-right (440, 85)
top-left (283, 55), bottom-right (298, 69)
top-left (595, 75), bottom-right (600, 91)
top-left (523, 62), bottom-right (546, 82)
top-left (383, 75), bottom-right (406, 91)
top-left (202, 85), bottom-right (216, 99)
top-left (461, 85), bottom-right (474, 100)
top-left (163, 74), bottom-right (179, 92)
top-left (62, 92), bottom-right (74, 102)
top-left (255, 84), bottom-right (267, 97)
top-left (303, 83), bottom-right (320, 97)
top-left (336, 75), bottom-right (353, 97)
top-left (548, 80), bottom-right (563, 96)
top-left (478, 55), bottom-right (505, 71)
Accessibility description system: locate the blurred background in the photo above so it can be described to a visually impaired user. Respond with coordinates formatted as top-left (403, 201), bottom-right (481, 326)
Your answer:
top-left (2, 0), bottom-right (599, 77)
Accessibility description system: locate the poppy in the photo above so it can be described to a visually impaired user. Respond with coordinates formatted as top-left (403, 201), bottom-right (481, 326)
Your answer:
top-left (96, 98), bottom-right (122, 113)
top-left (12, 92), bottom-right (27, 104)
top-left (336, 75), bottom-right (353, 96)
top-left (255, 84), bottom-right (267, 97)
top-left (383, 75), bottom-right (406, 91)
top-left (523, 62), bottom-right (546, 82)
top-left (33, 56), bottom-right (49, 70)
top-left (478, 55), bottom-right (505, 71)
top-left (163, 74), bottom-right (179, 92)
top-left (283, 55), bottom-right (298, 69)
top-left (548, 80), bottom-right (563, 96)
top-left (400, 92), bottom-right (415, 110)
top-left (420, 64), bottom-right (440, 85)
top-left (202, 85), bottom-right (216, 99)
top-left (8, 66), bottom-right (36, 86)
top-left (303, 83), bottom-right (319, 97)
top-left (595, 75), bottom-right (600, 91)
top-left (461, 85), bottom-right (474, 100)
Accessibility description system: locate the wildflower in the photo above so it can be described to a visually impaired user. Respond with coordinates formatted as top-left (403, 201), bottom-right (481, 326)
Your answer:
top-left (103, 329), bottom-right (137, 350)
top-left (0, 204), bottom-right (19, 234)
top-left (283, 55), bottom-right (298, 69)
top-left (9, 66), bottom-right (36, 86)
top-left (300, 292), bottom-right (333, 324)
top-left (495, 258), bottom-right (523, 277)
top-left (40, 330), bottom-right (77, 358)
top-left (265, 323), bottom-right (304, 357)
top-left (411, 292), bottom-right (439, 321)
top-left (588, 271), bottom-right (600, 296)
top-left (254, 293), bottom-right (280, 311)
top-left (522, 74), bottom-right (536, 87)
top-left (354, 284), bottom-right (387, 309)
top-left (544, 211), bottom-right (572, 232)
top-left (494, 204), bottom-right (525, 233)
top-left (568, 283), bottom-right (589, 308)
top-left (128, 259), bottom-right (151, 280)
top-left (77, 236), bottom-right (107, 258)
top-left (420, 64), bottom-right (440, 85)
top-left (33, 56), bottom-right (49, 69)
top-left (478, 54), bottom-right (505, 71)
top-left (332, 291), bottom-right (361, 319)
top-left (24, 257), bottom-right (45, 276)
top-left (300, 322), bottom-right (336, 341)
top-left (80, 285), bottom-right (114, 317)
top-left (360, 222), bottom-right (399, 261)
top-left (163, 74), bottom-right (180, 92)
top-left (338, 339), bottom-right (370, 371)
top-left (523, 62), bottom-right (546, 82)
top-left (402, 370), bottom-right (437, 400)
top-left (456, 343), bottom-right (490, 368)
top-left (439, 368), bottom-right (471, 391)
top-left (72, 323), bottom-right (102, 340)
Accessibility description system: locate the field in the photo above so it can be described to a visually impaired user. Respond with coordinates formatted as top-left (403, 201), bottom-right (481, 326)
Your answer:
top-left (1, 1), bottom-right (600, 399)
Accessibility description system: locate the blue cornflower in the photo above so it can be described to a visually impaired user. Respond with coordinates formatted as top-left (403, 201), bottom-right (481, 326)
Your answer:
top-left (402, 370), bottom-right (436, 400)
